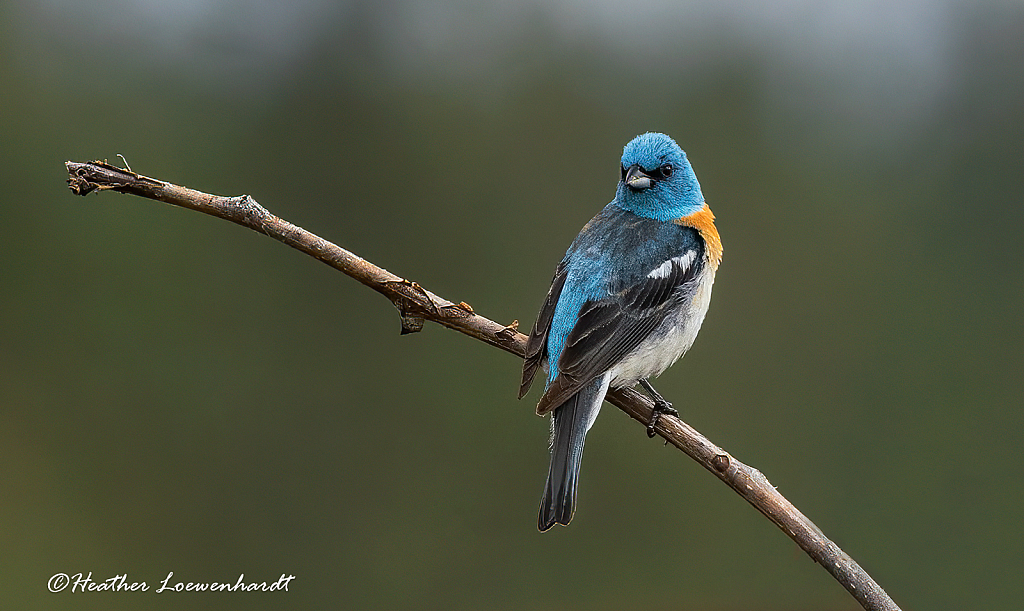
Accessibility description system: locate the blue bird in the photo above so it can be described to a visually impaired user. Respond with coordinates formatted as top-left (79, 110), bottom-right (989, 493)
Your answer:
top-left (520, 132), bottom-right (723, 531)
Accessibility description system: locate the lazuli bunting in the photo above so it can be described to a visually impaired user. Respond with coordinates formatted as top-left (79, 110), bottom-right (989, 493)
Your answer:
top-left (520, 132), bottom-right (722, 531)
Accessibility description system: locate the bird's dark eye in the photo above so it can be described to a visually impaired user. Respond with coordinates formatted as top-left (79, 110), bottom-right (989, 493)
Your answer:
top-left (659, 163), bottom-right (674, 179)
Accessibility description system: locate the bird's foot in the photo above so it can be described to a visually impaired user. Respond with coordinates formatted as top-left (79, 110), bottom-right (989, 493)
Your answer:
top-left (647, 398), bottom-right (678, 438)
top-left (638, 378), bottom-right (678, 438)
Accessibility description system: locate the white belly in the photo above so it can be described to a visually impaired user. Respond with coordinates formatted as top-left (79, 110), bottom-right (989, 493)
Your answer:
top-left (608, 269), bottom-right (715, 387)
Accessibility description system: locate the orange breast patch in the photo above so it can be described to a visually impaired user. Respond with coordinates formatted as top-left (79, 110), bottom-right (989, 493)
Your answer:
top-left (674, 204), bottom-right (722, 270)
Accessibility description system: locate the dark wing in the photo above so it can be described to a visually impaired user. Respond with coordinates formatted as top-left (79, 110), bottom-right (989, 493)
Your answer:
top-left (519, 260), bottom-right (568, 399)
top-left (533, 248), bottom-right (702, 414)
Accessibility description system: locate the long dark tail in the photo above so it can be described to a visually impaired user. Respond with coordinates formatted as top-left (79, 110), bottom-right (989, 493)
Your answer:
top-left (538, 373), bottom-right (610, 531)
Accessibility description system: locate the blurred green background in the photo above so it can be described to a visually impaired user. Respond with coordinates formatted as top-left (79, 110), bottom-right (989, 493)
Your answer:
top-left (2, 0), bottom-right (1022, 609)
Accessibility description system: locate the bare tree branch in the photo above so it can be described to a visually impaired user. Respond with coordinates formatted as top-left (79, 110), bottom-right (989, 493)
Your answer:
top-left (65, 160), bottom-right (902, 611)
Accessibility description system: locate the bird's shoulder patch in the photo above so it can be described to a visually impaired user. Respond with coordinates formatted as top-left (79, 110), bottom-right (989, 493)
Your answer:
top-left (647, 250), bottom-right (697, 280)
top-left (673, 203), bottom-right (722, 270)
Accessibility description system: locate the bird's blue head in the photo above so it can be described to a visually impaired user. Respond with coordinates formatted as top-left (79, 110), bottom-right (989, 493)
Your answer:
top-left (615, 132), bottom-right (704, 221)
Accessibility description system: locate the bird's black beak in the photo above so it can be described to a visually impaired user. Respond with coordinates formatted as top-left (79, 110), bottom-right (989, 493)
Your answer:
top-left (623, 164), bottom-right (653, 191)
